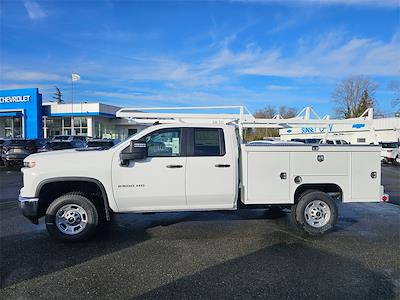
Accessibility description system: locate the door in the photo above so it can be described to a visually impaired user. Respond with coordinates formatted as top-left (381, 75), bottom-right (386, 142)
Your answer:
top-left (246, 151), bottom-right (290, 204)
top-left (112, 128), bottom-right (187, 212)
top-left (350, 152), bottom-right (380, 202)
top-left (185, 128), bottom-right (236, 209)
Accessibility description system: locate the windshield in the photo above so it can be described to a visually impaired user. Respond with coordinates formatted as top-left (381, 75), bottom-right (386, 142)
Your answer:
top-left (45, 142), bottom-right (72, 150)
top-left (381, 142), bottom-right (398, 148)
top-left (87, 141), bottom-right (113, 148)
top-left (4, 140), bottom-right (33, 146)
top-left (52, 135), bottom-right (70, 140)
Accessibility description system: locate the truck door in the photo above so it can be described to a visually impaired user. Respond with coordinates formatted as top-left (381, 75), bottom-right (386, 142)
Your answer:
top-left (112, 128), bottom-right (187, 212)
top-left (185, 127), bottom-right (237, 209)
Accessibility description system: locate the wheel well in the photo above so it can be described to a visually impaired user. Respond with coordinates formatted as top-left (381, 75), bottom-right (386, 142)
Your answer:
top-left (294, 184), bottom-right (343, 203)
top-left (37, 180), bottom-right (108, 219)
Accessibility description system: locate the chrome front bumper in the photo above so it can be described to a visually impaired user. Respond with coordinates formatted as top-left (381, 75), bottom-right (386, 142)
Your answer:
top-left (18, 195), bottom-right (39, 224)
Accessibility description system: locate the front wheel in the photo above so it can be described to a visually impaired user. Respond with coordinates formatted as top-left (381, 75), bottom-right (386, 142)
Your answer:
top-left (291, 191), bottom-right (338, 235)
top-left (45, 193), bottom-right (99, 242)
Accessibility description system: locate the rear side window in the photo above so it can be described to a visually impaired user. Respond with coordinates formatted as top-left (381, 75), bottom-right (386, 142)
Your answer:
top-left (193, 128), bottom-right (225, 156)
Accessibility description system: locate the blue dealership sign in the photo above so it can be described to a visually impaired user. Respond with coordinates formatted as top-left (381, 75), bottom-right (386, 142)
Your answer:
top-left (0, 88), bottom-right (43, 139)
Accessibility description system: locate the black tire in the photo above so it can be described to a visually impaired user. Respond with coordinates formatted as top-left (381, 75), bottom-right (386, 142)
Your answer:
top-left (45, 193), bottom-right (99, 242)
top-left (291, 191), bottom-right (338, 236)
top-left (393, 156), bottom-right (399, 166)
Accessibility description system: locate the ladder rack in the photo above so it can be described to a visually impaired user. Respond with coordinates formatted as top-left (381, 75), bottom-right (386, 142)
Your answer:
top-left (116, 106), bottom-right (377, 143)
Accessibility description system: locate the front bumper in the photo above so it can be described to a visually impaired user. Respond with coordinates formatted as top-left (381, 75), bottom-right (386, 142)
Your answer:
top-left (2, 153), bottom-right (30, 162)
top-left (18, 195), bottom-right (39, 224)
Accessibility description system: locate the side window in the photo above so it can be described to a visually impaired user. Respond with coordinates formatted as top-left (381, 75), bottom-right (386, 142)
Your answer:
top-left (326, 140), bottom-right (334, 144)
top-left (145, 128), bottom-right (181, 157)
top-left (193, 128), bottom-right (225, 156)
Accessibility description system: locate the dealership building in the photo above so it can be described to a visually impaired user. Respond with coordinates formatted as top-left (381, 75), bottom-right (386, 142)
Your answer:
top-left (0, 88), bottom-right (146, 141)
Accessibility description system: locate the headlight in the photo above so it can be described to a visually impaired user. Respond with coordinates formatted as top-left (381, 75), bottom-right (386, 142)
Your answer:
top-left (23, 161), bottom-right (36, 168)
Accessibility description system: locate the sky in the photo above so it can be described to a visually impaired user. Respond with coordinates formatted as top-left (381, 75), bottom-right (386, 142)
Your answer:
top-left (0, 0), bottom-right (399, 116)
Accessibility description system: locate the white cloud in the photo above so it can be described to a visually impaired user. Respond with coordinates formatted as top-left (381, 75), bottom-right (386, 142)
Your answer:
top-left (207, 32), bottom-right (400, 78)
top-left (24, 0), bottom-right (47, 20)
top-left (1, 68), bottom-right (63, 81)
top-left (267, 85), bottom-right (295, 91)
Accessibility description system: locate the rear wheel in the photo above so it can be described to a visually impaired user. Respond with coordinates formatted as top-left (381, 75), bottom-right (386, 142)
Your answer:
top-left (291, 191), bottom-right (338, 235)
top-left (45, 193), bottom-right (99, 242)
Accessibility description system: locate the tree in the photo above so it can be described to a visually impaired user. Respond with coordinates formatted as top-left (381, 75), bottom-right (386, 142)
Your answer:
top-left (52, 86), bottom-right (64, 104)
top-left (244, 105), bottom-right (297, 141)
top-left (388, 80), bottom-right (400, 108)
top-left (332, 76), bottom-right (377, 118)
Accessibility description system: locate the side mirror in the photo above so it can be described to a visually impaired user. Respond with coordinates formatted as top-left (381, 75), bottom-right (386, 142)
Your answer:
top-left (119, 140), bottom-right (148, 164)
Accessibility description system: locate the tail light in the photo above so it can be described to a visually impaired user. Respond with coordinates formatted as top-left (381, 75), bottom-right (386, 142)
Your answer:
top-left (382, 194), bottom-right (389, 202)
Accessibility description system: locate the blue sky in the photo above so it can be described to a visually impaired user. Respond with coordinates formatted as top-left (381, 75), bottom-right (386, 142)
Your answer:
top-left (1, 0), bottom-right (399, 116)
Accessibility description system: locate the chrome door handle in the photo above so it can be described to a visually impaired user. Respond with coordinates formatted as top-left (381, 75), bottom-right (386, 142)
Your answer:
top-left (166, 164), bottom-right (183, 168)
top-left (215, 164), bottom-right (231, 168)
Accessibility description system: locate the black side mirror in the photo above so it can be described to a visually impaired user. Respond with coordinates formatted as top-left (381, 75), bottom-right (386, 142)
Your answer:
top-left (120, 140), bottom-right (148, 164)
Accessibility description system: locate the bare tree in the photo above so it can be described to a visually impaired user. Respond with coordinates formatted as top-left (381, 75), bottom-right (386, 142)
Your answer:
top-left (244, 105), bottom-right (297, 141)
top-left (332, 76), bottom-right (378, 118)
top-left (388, 80), bottom-right (400, 108)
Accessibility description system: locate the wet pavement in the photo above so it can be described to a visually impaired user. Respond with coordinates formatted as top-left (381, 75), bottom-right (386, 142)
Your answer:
top-left (0, 165), bottom-right (399, 299)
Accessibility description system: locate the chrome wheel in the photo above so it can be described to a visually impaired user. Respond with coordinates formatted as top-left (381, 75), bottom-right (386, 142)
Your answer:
top-left (304, 200), bottom-right (331, 228)
top-left (56, 204), bottom-right (88, 235)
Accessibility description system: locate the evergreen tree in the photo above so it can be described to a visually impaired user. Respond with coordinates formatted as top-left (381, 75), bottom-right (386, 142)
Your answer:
top-left (52, 87), bottom-right (64, 104)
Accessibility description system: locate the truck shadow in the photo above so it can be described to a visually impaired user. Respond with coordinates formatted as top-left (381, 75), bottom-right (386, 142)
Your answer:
top-left (0, 206), bottom-right (366, 290)
top-left (134, 242), bottom-right (395, 300)
top-left (0, 208), bottom-right (289, 289)
top-left (0, 219), bottom-right (151, 289)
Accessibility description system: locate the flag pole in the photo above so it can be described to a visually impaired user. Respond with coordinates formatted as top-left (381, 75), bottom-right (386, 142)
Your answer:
top-left (71, 73), bottom-right (74, 135)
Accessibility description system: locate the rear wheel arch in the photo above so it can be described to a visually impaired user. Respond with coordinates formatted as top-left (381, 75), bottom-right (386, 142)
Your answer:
top-left (294, 183), bottom-right (343, 203)
top-left (36, 177), bottom-right (111, 221)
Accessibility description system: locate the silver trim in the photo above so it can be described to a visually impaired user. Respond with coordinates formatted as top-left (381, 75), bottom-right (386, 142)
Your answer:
top-left (18, 195), bottom-right (39, 203)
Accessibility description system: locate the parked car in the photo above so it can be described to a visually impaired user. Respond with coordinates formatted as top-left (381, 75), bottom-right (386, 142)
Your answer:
top-left (1, 139), bottom-right (36, 167)
top-left (52, 135), bottom-right (88, 142)
top-left (319, 139), bottom-right (349, 145)
top-left (0, 139), bottom-right (5, 166)
top-left (32, 138), bottom-right (49, 151)
top-left (290, 138), bottom-right (321, 144)
top-left (248, 140), bottom-right (304, 145)
top-left (380, 142), bottom-right (399, 165)
top-left (38, 140), bottom-right (86, 152)
top-left (87, 139), bottom-right (117, 149)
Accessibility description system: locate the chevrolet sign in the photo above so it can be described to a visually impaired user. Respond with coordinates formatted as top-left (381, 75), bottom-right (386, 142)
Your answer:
top-left (0, 95), bottom-right (31, 104)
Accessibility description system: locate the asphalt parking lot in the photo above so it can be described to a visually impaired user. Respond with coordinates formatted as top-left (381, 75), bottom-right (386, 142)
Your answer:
top-left (0, 165), bottom-right (399, 299)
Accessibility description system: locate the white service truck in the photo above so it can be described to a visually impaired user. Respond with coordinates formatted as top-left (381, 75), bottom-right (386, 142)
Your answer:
top-left (19, 122), bottom-right (388, 241)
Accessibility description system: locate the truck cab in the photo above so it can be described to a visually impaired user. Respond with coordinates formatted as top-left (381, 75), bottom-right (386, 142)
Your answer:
top-left (111, 124), bottom-right (238, 212)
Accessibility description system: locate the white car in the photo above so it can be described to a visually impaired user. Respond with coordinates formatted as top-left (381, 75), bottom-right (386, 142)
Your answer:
top-left (380, 142), bottom-right (400, 165)
top-left (248, 140), bottom-right (304, 145)
top-left (319, 139), bottom-right (349, 145)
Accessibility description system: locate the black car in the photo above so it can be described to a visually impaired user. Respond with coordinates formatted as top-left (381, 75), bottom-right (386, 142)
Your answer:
top-left (32, 138), bottom-right (49, 151)
top-left (0, 139), bottom-right (5, 166)
top-left (1, 139), bottom-right (37, 167)
top-left (87, 139), bottom-right (117, 150)
top-left (39, 140), bottom-right (86, 152)
top-left (52, 135), bottom-right (89, 142)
